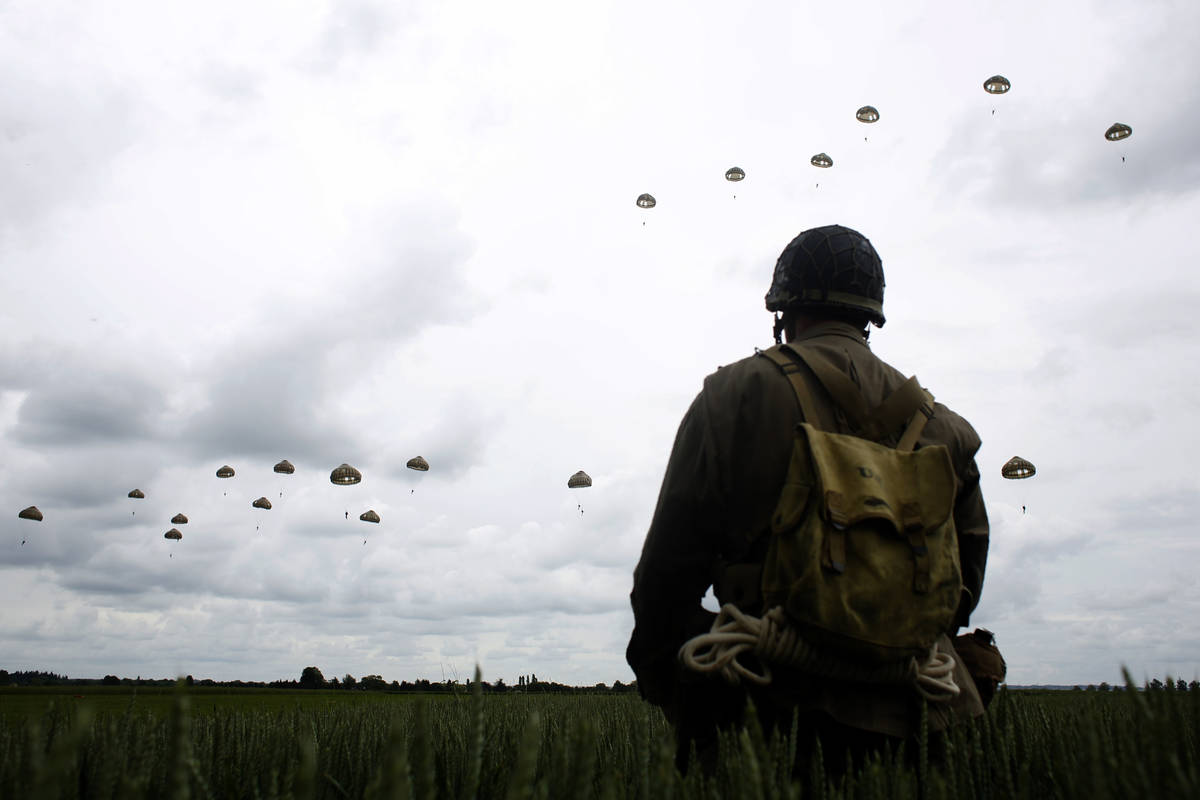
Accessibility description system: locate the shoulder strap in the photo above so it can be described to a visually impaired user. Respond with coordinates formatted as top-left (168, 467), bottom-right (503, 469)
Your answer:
top-left (768, 343), bottom-right (935, 447)
top-left (757, 346), bottom-right (830, 429)
top-left (780, 343), bottom-right (872, 431)
top-left (895, 388), bottom-right (936, 452)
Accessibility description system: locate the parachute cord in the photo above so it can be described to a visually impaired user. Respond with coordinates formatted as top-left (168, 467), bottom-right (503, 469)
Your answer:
top-left (913, 643), bottom-right (960, 702)
top-left (678, 604), bottom-right (959, 703)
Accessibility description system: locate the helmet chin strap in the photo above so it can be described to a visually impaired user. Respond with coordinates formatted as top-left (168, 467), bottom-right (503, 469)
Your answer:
top-left (773, 313), bottom-right (785, 345)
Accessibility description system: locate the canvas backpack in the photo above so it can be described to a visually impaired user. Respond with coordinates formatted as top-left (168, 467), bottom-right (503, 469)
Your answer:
top-left (754, 342), bottom-right (963, 664)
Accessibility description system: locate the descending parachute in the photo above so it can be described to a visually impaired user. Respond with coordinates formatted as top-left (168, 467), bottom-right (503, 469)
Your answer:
top-left (1001, 456), bottom-right (1036, 480)
top-left (855, 105), bottom-right (880, 123)
top-left (1105, 123), bottom-right (1132, 141)
top-left (810, 153), bottom-right (833, 169)
top-left (18, 506), bottom-right (43, 522)
top-left (164, 528), bottom-right (182, 540)
top-left (330, 464), bottom-right (362, 485)
top-left (171, 513), bottom-right (189, 525)
top-left (359, 509), bottom-right (380, 523)
top-left (252, 497), bottom-right (273, 510)
top-left (273, 460), bottom-right (295, 475)
top-left (725, 167), bottom-right (745, 182)
top-left (983, 75), bottom-right (1011, 94)
top-left (636, 193), bottom-right (656, 209)
top-left (568, 470), bottom-right (592, 489)
top-left (128, 489), bottom-right (145, 499)
top-left (406, 456), bottom-right (430, 472)
top-left (216, 465), bottom-right (235, 479)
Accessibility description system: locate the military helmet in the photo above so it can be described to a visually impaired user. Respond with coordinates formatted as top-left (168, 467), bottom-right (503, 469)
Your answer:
top-left (765, 224), bottom-right (886, 327)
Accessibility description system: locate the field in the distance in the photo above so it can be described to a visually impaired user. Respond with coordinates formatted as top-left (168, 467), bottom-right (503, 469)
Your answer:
top-left (2, 681), bottom-right (1197, 799)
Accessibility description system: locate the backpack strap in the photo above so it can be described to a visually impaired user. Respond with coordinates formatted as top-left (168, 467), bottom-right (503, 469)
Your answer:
top-left (766, 343), bottom-right (934, 446)
top-left (756, 346), bottom-right (832, 430)
top-left (895, 389), bottom-right (936, 452)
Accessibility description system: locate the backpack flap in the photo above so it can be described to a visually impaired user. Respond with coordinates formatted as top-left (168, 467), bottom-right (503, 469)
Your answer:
top-left (762, 423), bottom-right (962, 663)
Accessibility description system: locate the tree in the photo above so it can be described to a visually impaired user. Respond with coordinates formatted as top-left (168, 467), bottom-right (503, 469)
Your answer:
top-left (361, 674), bottom-right (387, 691)
top-left (342, 674), bottom-right (357, 689)
top-left (1149, 678), bottom-right (1164, 691)
top-left (102, 675), bottom-right (120, 686)
top-left (1098, 682), bottom-right (1111, 692)
top-left (185, 675), bottom-right (194, 687)
top-left (299, 666), bottom-right (326, 689)
top-left (1176, 678), bottom-right (1187, 691)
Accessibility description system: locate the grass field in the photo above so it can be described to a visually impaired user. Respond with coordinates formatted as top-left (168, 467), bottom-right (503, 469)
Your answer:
top-left (1, 677), bottom-right (1197, 799)
top-left (0, 685), bottom-right (428, 721)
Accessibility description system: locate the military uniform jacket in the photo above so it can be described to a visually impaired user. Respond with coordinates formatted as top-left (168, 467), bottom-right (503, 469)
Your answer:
top-left (626, 321), bottom-right (990, 738)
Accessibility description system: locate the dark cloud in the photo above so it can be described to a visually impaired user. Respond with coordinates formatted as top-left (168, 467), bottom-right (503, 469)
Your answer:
top-left (178, 333), bottom-right (357, 464)
top-left (0, 340), bottom-right (167, 447)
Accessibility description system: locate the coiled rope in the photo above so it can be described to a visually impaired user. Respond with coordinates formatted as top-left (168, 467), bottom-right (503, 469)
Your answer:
top-left (678, 604), bottom-right (959, 703)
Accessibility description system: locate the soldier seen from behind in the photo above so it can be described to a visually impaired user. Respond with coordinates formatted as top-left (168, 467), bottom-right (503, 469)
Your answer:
top-left (626, 224), bottom-right (1003, 775)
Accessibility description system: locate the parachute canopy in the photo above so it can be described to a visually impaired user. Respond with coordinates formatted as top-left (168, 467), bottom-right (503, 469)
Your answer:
top-left (164, 528), bottom-right (182, 540)
top-left (171, 513), bottom-right (189, 525)
top-left (983, 75), bottom-right (1011, 94)
top-left (128, 489), bottom-right (145, 499)
top-left (252, 497), bottom-right (273, 510)
top-left (273, 459), bottom-right (295, 475)
top-left (359, 509), bottom-right (380, 523)
top-left (216, 465), bottom-right (235, 479)
top-left (855, 105), bottom-right (880, 123)
top-left (406, 456), bottom-right (430, 472)
top-left (18, 506), bottom-right (43, 522)
top-left (1105, 123), bottom-right (1133, 141)
top-left (330, 463), bottom-right (362, 485)
top-left (1001, 456), bottom-right (1036, 480)
top-left (810, 153), bottom-right (833, 169)
top-left (568, 470), bottom-right (592, 489)
top-left (636, 193), bottom-right (656, 209)
top-left (725, 167), bottom-right (745, 182)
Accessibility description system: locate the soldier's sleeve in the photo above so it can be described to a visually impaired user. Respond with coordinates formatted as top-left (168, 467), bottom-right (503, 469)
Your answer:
top-left (953, 454), bottom-right (989, 630)
top-left (626, 384), bottom-right (730, 710)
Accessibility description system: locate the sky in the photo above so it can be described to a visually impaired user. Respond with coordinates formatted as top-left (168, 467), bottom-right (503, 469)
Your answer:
top-left (2, 0), bottom-right (1198, 688)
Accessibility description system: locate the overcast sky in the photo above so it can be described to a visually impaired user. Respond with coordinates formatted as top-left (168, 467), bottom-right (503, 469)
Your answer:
top-left (2, 0), bottom-right (1198, 688)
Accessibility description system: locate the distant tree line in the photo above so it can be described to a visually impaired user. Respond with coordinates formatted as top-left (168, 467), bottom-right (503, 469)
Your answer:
top-left (296, 666), bottom-right (638, 694)
top-left (0, 667), bottom-right (640, 694)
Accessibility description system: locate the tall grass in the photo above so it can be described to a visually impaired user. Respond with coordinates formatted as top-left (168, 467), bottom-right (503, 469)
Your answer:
top-left (1, 674), bottom-right (1196, 799)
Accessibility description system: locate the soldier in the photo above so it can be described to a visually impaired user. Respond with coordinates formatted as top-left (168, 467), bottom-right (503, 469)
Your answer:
top-left (626, 224), bottom-right (993, 775)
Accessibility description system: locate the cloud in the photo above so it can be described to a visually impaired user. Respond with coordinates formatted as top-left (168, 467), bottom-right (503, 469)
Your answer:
top-left (305, 0), bottom-right (414, 73)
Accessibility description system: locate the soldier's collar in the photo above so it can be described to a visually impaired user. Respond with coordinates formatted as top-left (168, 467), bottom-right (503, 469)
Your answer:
top-left (791, 320), bottom-right (870, 347)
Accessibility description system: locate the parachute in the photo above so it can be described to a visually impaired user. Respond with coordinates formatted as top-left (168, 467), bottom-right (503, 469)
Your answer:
top-left (406, 456), bottom-right (430, 472)
top-left (273, 460), bottom-right (295, 475)
top-left (18, 506), bottom-right (43, 522)
top-left (128, 489), bottom-right (145, 499)
top-left (164, 528), bottom-right (182, 540)
top-left (1105, 123), bottom-right (1132, 141)
top-left (810, 153), bottom-right (833, 169)
top-left (359, 509), bottom-right (380, 523)
top-left (330, 464), bottom-right (362, 485)
top-left (636, 193), bottom-right (656, 209)
top-left (855, 105), bottom-right (880, 123)
top-left (725, 167), bottom-right (745, 182)
top-left (983, 75), bottom-right (1011, 94)
top-left (216, 465), bottom-right (235, 479)
top-left (568, 470), bottom-right (592, 489)
top-left (171, 513), bottom-right (189, 525)
top-left (252, 497), bottom-right (273, 510)
top-left (1001, 456), bottom-right (1036, 480)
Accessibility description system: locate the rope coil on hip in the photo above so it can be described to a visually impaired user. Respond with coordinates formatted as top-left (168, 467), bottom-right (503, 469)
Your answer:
top-left (678, 604), bottom-right (960, 703)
